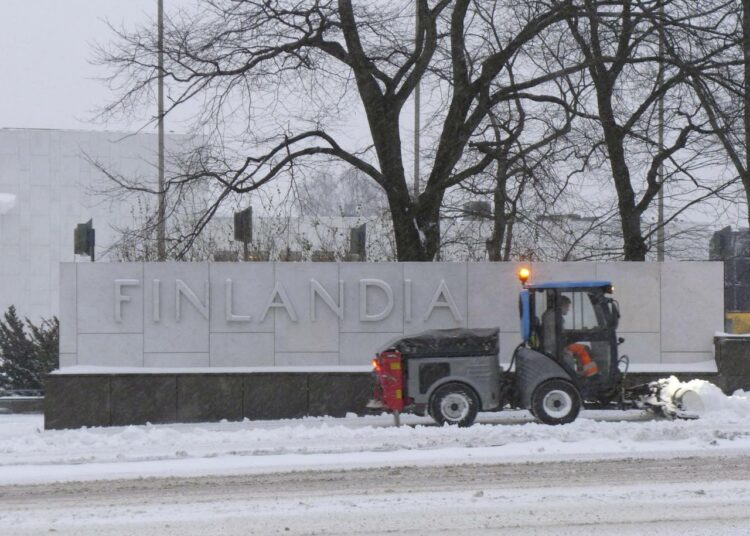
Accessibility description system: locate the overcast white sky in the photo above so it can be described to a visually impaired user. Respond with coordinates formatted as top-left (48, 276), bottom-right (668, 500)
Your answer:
top-left (0, 1), bottom-right (744, 231)
top-left (0, 0), bottom-right (182, 132)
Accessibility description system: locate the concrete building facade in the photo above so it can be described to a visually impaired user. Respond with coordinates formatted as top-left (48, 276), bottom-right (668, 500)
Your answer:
top-left (0, 128), bottom-right (180, 321)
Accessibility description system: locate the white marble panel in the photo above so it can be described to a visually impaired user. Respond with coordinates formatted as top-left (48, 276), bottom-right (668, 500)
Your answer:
top-left (498, 331), bottom-right (523, 365)
top-left (339, 332), bottom-right (403, 366)
top-left (30, 246), bottom-right (51, 274)
top-left (2, 218), bottom-right (21, 247)
top-left (29, 276), bottom-right (50, 305)
top-left (59, 134), bottom-right (80, 157)
top-left (403, 263), bottom-right (467, 334)
top-left (78, 333), bottom-right (143, 367)
top-left (660, 262), bottom-right (723, 353)
top-left (340, 263), bottom-right (404, 333)
top-left (59, 263), bottom-right (76, 355)
top-left (143, 263), bottom-right (210, 353)
top-left (29, 219), bottom-right (49, 246)
top-left (0, 131), bottom-right (19, 155)
top-left (30, 155), bottom-right (50, 187)
top-left (661, 351), bottom-right (715, 365)
top-left (529, 262), bottom-right (597, 283)
top-left (618, 332), bottom-right (661, 364)
top-left (59, 353), bottom-right (77, 368)
top-left (61, 260), bottom-right (729, 370)
top-left (275, 352), bottom-right (339, 366)
top-left (595, 263), bottom-right (660, 333)
top-left (30, 131), bottom-right (50, 156)
top-left (209, 332), bottom-right (274, 367)
top-left (144, 353), bottom-right (210, 368)
top-left (0, 158), bottom-right (16, 189)
top-left (274, 263), bottom-right (339, 353)
top-left (209, 262), bottom-right (275, 333)
top-left (468, 263), bottom-right (525, 332)
top-left (77, 263), bottom-right (143, 334)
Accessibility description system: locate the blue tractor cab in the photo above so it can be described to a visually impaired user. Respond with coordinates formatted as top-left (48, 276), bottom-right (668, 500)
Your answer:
top-left (512, 274), bottom-right (624, 423)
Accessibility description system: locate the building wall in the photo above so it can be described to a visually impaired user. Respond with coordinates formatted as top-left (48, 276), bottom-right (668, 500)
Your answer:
top-left (59, 261), bottom-right (724, 368)
top-left (0, 128), bottom-right (187, 321)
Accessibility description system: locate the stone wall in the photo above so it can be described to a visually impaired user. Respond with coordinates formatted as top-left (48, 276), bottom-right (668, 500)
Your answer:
top-left (60, 261), bottom-right (724, 369)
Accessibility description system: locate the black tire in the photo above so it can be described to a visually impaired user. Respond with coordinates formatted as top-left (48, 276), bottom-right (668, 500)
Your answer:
top-left (531, 379), bottom-right (581, 425)
top-left (430, 382), bottom-right (479, 427)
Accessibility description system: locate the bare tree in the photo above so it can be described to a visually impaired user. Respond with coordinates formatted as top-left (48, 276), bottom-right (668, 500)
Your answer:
top-left (563, 0), bottom-right (732, 260)
top-left (96, 0), bottom-right (595, 260)
top-left (105, 190), bottom-right (233, 262)
top-left (462, 93), bottom-right (576, 261)
top-left (439, 5), bottom-right (596, 262)
top-left (677, 1), bottom-right (750, 233)
top-left (297, 167), bottom-right (387, 218)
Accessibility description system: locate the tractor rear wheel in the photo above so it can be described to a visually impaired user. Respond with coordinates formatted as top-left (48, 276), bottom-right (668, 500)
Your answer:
top-left (430, 383), bottom-right (479, 427)
top-left (531, 379), bottom-right (581, 425)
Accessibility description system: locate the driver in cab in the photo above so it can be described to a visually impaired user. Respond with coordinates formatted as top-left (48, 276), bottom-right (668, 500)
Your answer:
top-left (542, 295), bottom-right (598, 378)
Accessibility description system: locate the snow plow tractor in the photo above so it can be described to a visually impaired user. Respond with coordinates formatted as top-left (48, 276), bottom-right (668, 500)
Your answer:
top-left (368, 269), bottom-right (703, 426)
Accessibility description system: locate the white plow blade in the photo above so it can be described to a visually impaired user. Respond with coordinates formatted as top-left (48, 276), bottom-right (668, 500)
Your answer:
top-left (654, 379), bottom-right (705, 419)
top-left (671, 387), bottom-right (705, 415)
top-left (672, 387), bottom-right (706, 419)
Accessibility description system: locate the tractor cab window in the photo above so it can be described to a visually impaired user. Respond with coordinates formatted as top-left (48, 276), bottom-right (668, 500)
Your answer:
top-left (560, 291), bottom-right (601, 330)
top-left (529, 290), bottom-right (552, 353)
top-left (559, 290), bottom-right (611, 379)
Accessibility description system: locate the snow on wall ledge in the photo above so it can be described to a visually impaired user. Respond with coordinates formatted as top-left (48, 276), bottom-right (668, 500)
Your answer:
top-left (58, 261), bottom-right (724, 370)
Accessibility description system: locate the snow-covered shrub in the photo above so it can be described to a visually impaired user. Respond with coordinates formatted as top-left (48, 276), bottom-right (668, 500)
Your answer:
top-left (0, 306), bottom-right (58, 391)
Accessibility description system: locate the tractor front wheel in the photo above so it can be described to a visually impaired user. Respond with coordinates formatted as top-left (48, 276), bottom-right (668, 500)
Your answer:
top-left (531, 379), bottom-right (581, 425)
top-left (430, 383), bottom-right (479, 427)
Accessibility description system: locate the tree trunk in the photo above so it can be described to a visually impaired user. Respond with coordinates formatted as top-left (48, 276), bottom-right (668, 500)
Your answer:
top-left (503, 218), bottom-right (514, 261)
top-left (489, 160), bottom-right (509, 261)
top-left (743, 0), bottom-right (750, 231)
top-left (599, 101), bottom-right (648, 261)
top-left (620, 205), bottom-right (647, 261)
top-left (386, 185), bottom-right (428, 261)
top-left (366, 104), bottom-right (430, 261)
top-left (415, 192), bottom-right (441, 261)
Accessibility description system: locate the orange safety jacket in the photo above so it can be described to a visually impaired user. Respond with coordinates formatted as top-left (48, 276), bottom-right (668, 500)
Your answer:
top-left (566, 343), bottom-right (599, 377)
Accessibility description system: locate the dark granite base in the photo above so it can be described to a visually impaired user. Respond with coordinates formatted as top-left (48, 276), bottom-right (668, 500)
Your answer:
top-left (0, 398), bottom-right (44, 414)
top-left (715, 337), bottom-right (750, 377)
top-left (45, 376), bottom-right (110, 429)
top-left (178, 375), bottom-right (243, 423)
top-left (244, 374), bottom-right (308, 420)
top-left (308, 373), bottom-right (374, 417)
top-left (112, 376), bottom-right (177, 426)
top-left (45, 372), bottom-right (377, 430)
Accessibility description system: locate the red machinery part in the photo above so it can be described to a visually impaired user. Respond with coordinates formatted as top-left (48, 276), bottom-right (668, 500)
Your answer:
top-left (372, 351), bottom-right (405, 412)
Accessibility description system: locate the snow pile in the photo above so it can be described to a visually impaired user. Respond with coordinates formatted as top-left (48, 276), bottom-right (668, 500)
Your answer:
top-left (658, 376), bottom-right (750, 416)
top-left (2, 406), bottom-right (750, 484)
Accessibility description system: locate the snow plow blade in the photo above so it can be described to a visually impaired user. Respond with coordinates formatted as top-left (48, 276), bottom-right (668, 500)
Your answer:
top-left (628, 379), bottom-right (704, 419)
top-left (668, 386), bottom-right (705, 419)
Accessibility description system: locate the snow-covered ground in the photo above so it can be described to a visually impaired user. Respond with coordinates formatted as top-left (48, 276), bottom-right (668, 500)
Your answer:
top-left (0, 377), bottom-right (748, 485)
top-left (1, 377), bottom-right (750, 535)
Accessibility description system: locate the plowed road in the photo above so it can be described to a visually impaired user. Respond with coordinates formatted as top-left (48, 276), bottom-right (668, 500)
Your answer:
top-left (2, 455), bottom-right (749, 535)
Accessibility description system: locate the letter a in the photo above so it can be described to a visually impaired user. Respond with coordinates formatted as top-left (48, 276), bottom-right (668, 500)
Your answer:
top-left (424, 279), bottom-right (463, 322)
top-left (260, 282), bottom-right (298, 322)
